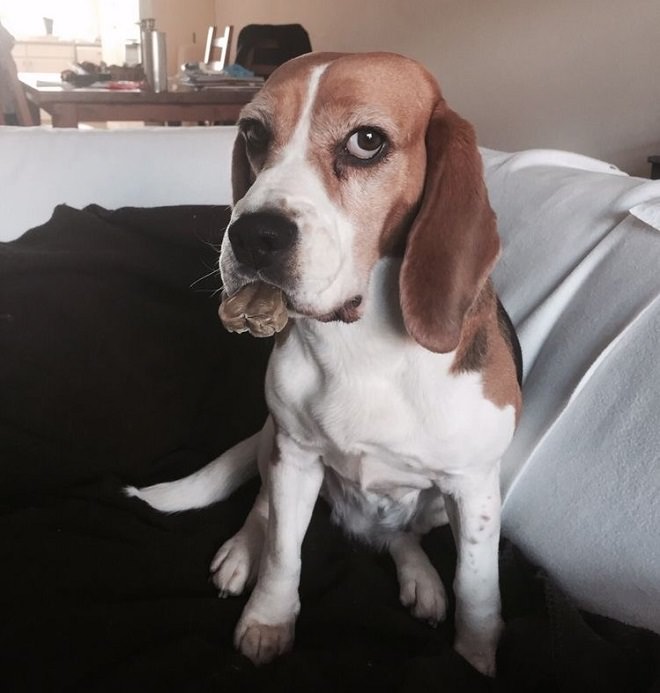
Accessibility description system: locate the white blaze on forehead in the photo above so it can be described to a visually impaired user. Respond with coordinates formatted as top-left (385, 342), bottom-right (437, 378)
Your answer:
top-left (235, 62), bottom-right (329, 212)
top-left (281, 63), bottom-right (328, 164)
top-left (240, 61), bottom-right (329, 188)
top-left (235, 62), bottom-right (360, 307)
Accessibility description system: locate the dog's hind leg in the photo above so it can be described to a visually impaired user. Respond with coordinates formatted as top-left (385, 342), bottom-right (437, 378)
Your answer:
top-left (210, 484), bottom-right (268, 596)
top-left (388, 532), bottom-right (447, 625)
top-left (209, 417), bottom-right (275, 597)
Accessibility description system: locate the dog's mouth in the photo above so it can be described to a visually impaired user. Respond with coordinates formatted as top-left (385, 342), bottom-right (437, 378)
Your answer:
top-left (286, 295), bottom-right (363, 324)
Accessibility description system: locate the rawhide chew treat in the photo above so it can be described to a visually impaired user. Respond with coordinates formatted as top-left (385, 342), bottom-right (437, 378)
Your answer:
top-left (219, 282), bottom-right (288, 337)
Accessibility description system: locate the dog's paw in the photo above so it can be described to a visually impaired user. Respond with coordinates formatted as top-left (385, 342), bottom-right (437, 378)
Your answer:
top-left (233, 583), bottom-right (300, 665)
top-left (454, 617), bottom-right (503, 677)
top-left (210, 528), bottom-right (262, 597)
top-left (234, 619), bottom-right (296, 665)
top-left (399, 565), bottom-right (447, 625)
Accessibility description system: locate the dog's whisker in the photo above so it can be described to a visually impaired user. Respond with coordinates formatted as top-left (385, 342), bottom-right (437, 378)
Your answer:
top-left (190, 265), bottom-right (222, 291)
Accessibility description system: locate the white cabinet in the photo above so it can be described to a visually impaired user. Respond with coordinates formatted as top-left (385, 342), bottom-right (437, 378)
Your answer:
top-left (12, 39), bottom-right (103, 73)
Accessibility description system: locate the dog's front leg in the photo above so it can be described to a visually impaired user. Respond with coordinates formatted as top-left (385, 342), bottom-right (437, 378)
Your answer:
top-left (234, 432), bottom-right (324, 665)
top-left (444, 463), bottom-right (503, 677)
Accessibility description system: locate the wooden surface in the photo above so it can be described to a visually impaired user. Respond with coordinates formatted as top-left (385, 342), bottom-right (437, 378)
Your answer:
top-left (19, 73), bottom-right (259, 127)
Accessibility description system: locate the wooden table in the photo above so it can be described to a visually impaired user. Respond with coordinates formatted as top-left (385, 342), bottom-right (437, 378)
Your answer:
top-left (19, 73), bottom-right (260, 127)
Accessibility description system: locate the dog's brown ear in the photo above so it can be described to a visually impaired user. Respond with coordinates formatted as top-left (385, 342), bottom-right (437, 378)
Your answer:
top-left (399, 106), bottom-right (500, 353)
top-left (231, 133), bottom-right (255, 204)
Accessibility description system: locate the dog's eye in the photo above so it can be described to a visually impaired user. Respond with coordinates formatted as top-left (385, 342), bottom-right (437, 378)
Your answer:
top-left (242, 121), bottom-right (270, 152)
top-left (345, 128), bottom-right (386, 161)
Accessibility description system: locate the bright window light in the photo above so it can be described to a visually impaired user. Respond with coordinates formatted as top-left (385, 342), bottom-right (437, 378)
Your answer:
top-left (0, 0), bottom-right (101, 41)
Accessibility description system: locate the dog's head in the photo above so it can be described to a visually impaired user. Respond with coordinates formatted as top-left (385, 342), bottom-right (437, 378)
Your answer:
top-left (220, 52), bottom-right (499, 352)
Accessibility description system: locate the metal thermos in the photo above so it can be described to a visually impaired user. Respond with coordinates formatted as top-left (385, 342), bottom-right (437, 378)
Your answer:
top-left (151, 31), bottom-right (168, 92)
top-left (139, 18), bottom-right (156, 88)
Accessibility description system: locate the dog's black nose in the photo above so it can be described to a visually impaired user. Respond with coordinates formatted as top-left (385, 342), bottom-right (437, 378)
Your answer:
top-left (228, 212), bottom-right (297, 271)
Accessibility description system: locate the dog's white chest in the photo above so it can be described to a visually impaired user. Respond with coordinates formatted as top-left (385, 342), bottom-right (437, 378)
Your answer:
top-left (266, 313), bottom-right (514, 500)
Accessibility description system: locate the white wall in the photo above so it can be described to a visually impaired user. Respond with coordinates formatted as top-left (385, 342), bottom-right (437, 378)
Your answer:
top-left (216, 0), bottom-right (660, 176)
top-left (141, 0), bottom-right (215, 75)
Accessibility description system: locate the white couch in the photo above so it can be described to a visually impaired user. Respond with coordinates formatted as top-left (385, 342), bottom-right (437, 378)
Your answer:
top-left (1, 125), bottom-right (659, 636)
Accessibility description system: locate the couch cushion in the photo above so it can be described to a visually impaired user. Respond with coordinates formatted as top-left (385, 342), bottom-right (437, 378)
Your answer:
top-left (0, 203), bottom-right (270, 495)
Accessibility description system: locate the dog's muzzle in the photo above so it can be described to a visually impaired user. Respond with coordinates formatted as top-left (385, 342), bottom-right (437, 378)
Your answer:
top-left (228, 211), bottom-right (298, 272)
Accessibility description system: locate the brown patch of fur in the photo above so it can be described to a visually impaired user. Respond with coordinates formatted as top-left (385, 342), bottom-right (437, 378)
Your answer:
top-left (379, 198), bottom-right (420, 258)
top-left (451, 284), bottom-right (492, 374)
top-left (483, 313), bottom-right (523, 420)
top-left (451, 282), bottom-right (522, 419)
top-left (461, 326), bottom-right (489, 372)
top-left (231, 134), bottom-right (254, 204)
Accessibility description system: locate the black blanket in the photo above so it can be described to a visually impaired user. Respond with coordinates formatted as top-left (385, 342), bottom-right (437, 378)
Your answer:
top-left (1, 205), bottom-right (658, 692)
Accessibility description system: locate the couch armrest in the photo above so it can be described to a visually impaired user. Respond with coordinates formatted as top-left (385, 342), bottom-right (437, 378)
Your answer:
top-left (483, 147), bottom-right (660, 634)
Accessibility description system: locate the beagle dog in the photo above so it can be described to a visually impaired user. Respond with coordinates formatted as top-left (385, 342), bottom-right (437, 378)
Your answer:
top-left (129, 52), bottom-right (522, 677)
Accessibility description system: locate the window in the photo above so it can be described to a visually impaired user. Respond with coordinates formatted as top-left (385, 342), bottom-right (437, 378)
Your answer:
top-left (0, 1), bottom-right (101, 41)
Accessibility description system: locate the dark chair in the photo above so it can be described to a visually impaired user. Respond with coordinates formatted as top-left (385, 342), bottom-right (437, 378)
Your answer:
top-left (235, 24), bottom-right (312, 79)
